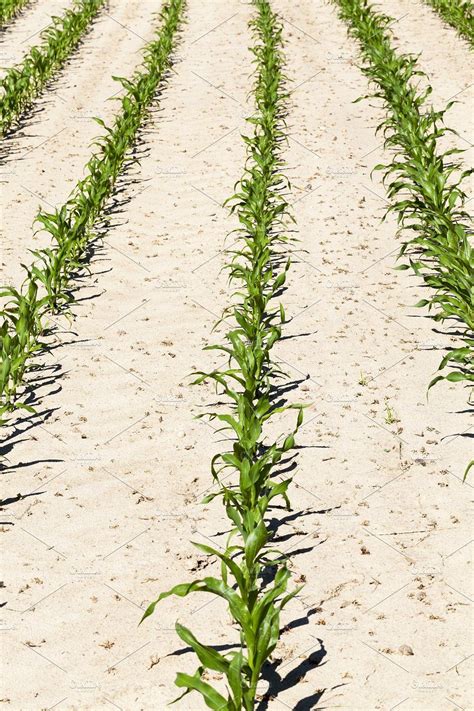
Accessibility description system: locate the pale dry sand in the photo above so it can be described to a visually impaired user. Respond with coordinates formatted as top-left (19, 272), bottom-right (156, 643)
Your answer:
top-left (1, 0), bottom-right (472, 710)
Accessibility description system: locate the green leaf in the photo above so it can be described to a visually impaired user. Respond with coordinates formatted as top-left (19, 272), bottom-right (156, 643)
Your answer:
top-left (244, 520), bottom-right (268, 569)
top-left (463, 460), bottom-right (473, 483)
top-left (175, 623), bottom-right (229, 674)
top-left (191, 541), bottom-right (246, 591)
top-left (174, 671), bottom-right (228, 710)
top-left (227, 651), bottom-right (244, 707)
top-left (446, 371), bottom-right (471, 383)
top-left (141, 577), bottom-right (249, 628)
top-left (414, 299), bottom-right (430, 308)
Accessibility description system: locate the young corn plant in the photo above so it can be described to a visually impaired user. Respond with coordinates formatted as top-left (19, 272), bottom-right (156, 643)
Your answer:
top-left (0, 0), bottom-right (105, 136)
top-left (424, 0), bottom-right (474, 46)
top-left (333, 0), bottom-right (473, 476)
top-left (0, 279), bottom-right (48, 423)
top-left (0, 0), bottom-right (32, 26)
top-left (0, 0), bottom-right (186, 419)
top-left (142, 2), bottom-right (305, 707)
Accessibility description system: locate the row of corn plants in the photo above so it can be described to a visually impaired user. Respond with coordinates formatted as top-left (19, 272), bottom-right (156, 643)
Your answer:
top-left (333, 0), bottom-right (473, 471)
top-left (0, 0), bottom-right (32, 26)
top-left (0, 0), bottom-right (106, 136)
top-left (0, 0), bottom-right (185, 422)
top-left (425, 0), bottom-right (474, 46)
top-left (141, 1), bottom-right (304, 708)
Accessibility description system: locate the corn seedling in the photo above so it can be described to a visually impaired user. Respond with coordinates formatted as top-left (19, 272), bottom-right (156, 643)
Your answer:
top-left (424, 0), bottom-right (474, 46)
top-left (0, 0), bottom-right (31, 26)
top-left (0, 0), bottom-right (105, 136)
top-left (0, 279), bottom-right (49, 423)
top-left (142, 2), bottom-right (305, 708)
top-left (383, 398), bottom-right (398, 425)
top-left (0, 0), bottom-right (185, 418)
top-left (334, 0), bottom-right (473, 402)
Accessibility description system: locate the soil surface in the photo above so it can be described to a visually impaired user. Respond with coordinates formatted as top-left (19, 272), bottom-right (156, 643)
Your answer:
top-left (1, 0), bottom-right (472, 709)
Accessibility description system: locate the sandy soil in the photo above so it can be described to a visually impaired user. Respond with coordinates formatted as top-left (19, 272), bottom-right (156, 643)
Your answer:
top-left (1, 0), bottom-right (472, 710)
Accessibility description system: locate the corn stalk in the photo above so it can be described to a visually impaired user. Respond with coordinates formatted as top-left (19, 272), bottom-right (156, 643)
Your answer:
top-left (0, 0), bottom-right (106, 136)
top-left (142, 1), bottom-right (304, 708)
top-left (0, 0), bottom-right (186, 422)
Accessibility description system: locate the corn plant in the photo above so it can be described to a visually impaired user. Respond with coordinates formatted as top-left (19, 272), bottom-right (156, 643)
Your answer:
top-left (424, 0), bottom-right (474, 46)
top-left (0, 278), bottom-right (49, 424)
top-left (333, 0), bottom-right (473, 477)
top-left (0, 0), bottom-right (105, 136)
top-left (0, 0), bottom-right (186, 419)
top-left (142, 2), bottom-right (305, 707)
top-left (0, 0), bottom-right (32, 26)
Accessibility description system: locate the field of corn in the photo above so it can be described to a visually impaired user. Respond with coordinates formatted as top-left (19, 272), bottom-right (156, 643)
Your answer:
top-left (0, 0), bottom-right (472, 709)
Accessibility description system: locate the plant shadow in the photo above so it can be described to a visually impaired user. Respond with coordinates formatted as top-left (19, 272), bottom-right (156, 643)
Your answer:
top-left (257, 637), bottom-right (331, 711)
